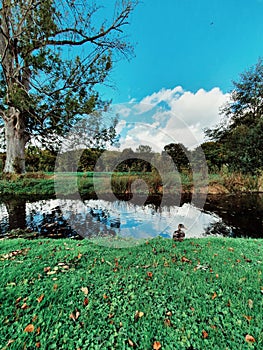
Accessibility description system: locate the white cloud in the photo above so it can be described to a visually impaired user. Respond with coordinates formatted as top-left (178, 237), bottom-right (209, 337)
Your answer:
top-left (112, 86), bottom-right (229, 151)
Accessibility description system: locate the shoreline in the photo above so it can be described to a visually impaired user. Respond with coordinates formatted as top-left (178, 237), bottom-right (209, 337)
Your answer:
top-left (0, 172), bottom-right (262, 196)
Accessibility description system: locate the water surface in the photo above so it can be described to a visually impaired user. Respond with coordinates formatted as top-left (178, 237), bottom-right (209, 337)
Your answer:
top-left (0, 193), bottom-right (262, 240)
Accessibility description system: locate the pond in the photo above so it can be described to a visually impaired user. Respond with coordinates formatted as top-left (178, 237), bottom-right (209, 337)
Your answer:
top-left (0, 193), bottom-right (262, 241)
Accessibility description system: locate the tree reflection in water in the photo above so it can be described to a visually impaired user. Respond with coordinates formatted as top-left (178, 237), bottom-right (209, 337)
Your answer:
top-left (0, 194), bottom-right (262, 239)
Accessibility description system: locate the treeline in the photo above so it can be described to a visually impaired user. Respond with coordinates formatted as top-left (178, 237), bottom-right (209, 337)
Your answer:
top-left (0, 142), bottom-right (225, 174)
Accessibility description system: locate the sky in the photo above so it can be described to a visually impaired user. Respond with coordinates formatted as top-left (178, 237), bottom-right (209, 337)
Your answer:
top-left (97, 0), bottom-right (263, 151)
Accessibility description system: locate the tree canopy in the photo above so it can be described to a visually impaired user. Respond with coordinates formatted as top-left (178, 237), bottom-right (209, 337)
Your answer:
top-left (205, 58), bottom-right (263, 174)
top-left (0, 0), bottom-right (137, 173)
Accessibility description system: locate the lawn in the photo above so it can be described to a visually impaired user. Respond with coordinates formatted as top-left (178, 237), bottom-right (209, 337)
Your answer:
top-left (0, 236), bottom-right (262, 349)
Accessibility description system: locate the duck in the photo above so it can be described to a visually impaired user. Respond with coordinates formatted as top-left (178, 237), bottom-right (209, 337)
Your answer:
top-left (173, 223), bottom-right (187, 241)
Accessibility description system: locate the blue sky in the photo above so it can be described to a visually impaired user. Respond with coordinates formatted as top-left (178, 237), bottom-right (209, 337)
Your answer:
top-left (98, 0), bottom-right (263, 150)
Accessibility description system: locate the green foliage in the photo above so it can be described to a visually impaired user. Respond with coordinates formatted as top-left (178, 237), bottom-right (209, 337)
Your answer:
top-left (0, 173), bottom-right (54, 195)
top-left (164, 143), bottom-right (190, 172)
top-left (0, 237), bottom-right (262, 349)
top-left (0, 0), bottom-right (137, 172)
top-left (198, 142), bottom-right (225, 172)
top-left (206, 58), bottom-right (263, 174)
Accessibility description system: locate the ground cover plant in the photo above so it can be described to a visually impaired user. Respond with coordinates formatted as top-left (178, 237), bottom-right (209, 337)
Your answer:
top-left (0, 171), bottom-right (262, 197)
top-left (0, 237), bottom-right (262, 349)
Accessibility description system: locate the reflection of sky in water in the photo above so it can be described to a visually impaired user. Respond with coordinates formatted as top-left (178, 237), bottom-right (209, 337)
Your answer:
top-left (0, 198), bottom-right (222, 239)
top-left (59, 199), bottom-right (221, 239)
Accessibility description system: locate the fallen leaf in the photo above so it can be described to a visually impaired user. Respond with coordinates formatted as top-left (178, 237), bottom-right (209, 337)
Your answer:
top-left (81, 287), bottom-right (89, 295)
top-left (24, 324), bottom-right (34, 332)
top-left (164, 318), bottom-right (171, 326)
top-left (103, 294), bottom-right (108, 299)
top-left (6, 339), bottom-right (15, 346)
top-left (211, 292), bottom-right (217, 300)
top-left (78, 253), bottom-right (82, 259)
top-left (36, 327), bottom-right (41, 335)
top-left (83, 297), bottom-right (89, 306)
top-left (44, 266), bottom-right (51, 272)
top-left (134, 310), bottom-right (144, 321)
top-left (15, 297), bottom-right (22, 304)
top-left (245, 334), bottom-right (256, 343)
top-left (243, 315), bottom-right (252, 322)
top-left (21, 303), bottom-right (29, 310)
top-left (128, 338), bottom-right (134, 347)
top-left (69, 309), bottom-right (80, 321)
top-left (141, 265), bottom-right (151, 269)
top-left (53, 284), bottom-right (58, 290)
top-left (202, 330), bottom-right (209, 338)
top-left (153, 341), bottom-right (161, 349)
top-left (181, 256), bottom-right (191, 263)
top-left (147, 272), bottom-right (153, 278)
top-left (37, 294), bottom-right (44, 303)
top-left (248, 299), bottom-right (253, 309)
top-left (166, 311), bottom-right (172, 316)
top-left (61, 265), bottom-right (69, 270)
top-left (36, 342), bottom-right (41, 348)
top-left (215, 274), bottom-right (219, 278)
top-left (32, 315), bottom-right (38, 322)
top-left (228, 247), bottom-right (234, 252)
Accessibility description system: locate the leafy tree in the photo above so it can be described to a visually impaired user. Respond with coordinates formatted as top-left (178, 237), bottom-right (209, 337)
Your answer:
top-left (195, 141), bottom-right (225, 172)
top-left (136, 145), bottom-right (152, 154)
top-left (0, 0), bottom-right (137, 173)
top-left (164, 143), bottom-right (190, 172)
top-left (205, 59), bottom-right (263, 174)
top-left (79, 148), bottom-right (103, 172)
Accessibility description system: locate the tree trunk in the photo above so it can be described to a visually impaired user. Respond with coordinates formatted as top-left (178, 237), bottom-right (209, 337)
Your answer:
top-left (3, 107), bottom-right (27, 174)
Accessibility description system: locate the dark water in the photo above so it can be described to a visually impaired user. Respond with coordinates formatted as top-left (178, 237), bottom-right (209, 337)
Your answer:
top-left (0, 193), bottom-right (262, 240)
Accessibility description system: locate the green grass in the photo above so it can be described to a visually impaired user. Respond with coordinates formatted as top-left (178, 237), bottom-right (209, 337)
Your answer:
top-left (0, 171), bottom-right (262, 196)
top-left (0, 237), bottom-right (262, 349)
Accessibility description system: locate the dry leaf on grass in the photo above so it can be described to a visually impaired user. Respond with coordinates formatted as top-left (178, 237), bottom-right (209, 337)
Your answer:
top-left (211, 292), bottom-right (217, 300)
top-left (81, 287), bottom-right (89, 295)
top-left (128, 338), bottom-right (135, 347)
top-left (181, 256), bottom-right (191, 263)
top-left (24, 324), bottom-right (34, 332)
top-left (245, 334), bottom-right (256, 343)
top-left (69, 309), bottom-right (80, 321)
top-left (37, 294), bottom-right (44, 303)
top-left (202, 330), bottom-right (209, 338)
top-left (21, 303), bottom-right (29, 310)
top-left (153, 341), bottom-right (161, 349)
top-left (134, 310), bottom-right (144, 321)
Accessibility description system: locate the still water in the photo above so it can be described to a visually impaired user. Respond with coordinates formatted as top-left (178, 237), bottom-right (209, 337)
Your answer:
top-left (0, 194), bottom-right (262, 240)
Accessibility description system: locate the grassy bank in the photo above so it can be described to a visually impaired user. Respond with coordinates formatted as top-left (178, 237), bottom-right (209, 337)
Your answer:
top-left (0, 171), bottom-right (262, 196)
top-left (0, 237), bottom-right (262, 349)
